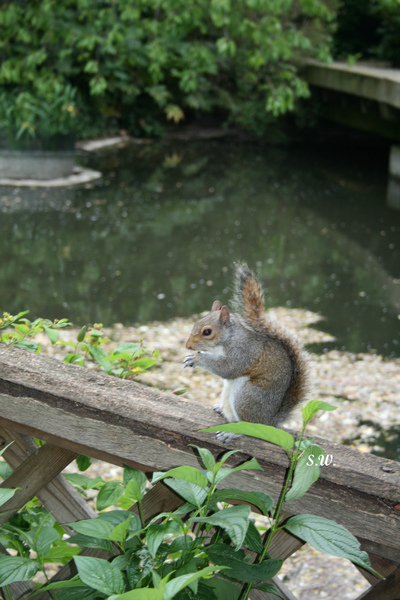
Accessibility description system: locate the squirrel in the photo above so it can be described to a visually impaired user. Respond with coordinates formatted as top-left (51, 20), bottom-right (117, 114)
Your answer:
top-left (184, 262), bottom-right (309, 441)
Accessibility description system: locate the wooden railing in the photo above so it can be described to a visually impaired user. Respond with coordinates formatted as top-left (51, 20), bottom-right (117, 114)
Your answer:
top-left (0, 343), bottom-right (399, 600)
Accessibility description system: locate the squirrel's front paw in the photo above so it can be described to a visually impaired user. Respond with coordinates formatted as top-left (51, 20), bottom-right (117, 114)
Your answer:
top-left (213, 403), bottom-right (225, 416)
top-left (183, 354), bottom-right (196, 368)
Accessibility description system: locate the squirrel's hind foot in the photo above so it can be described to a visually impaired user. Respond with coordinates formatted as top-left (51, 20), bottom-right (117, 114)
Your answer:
top-left (216, 431), bottom-right (242, 443)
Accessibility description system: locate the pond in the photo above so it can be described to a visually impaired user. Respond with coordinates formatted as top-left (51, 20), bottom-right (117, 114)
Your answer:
top-left (1, 135), bottom-right (399, 357)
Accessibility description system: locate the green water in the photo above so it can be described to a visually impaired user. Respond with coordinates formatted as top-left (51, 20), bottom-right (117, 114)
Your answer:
top-left (1, 137), bottom-right (399, 357)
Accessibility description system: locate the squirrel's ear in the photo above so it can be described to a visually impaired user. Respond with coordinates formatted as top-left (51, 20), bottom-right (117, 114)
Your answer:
top-left (220, 305), bottom-right (230, 325)
top-left (211, 300), bottom-right (222, 312)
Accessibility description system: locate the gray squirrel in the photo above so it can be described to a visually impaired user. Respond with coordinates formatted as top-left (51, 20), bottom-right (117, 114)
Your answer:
top-left (184, 263), bottom-right (309, 441)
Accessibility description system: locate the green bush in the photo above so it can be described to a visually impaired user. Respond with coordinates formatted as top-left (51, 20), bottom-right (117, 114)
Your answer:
top-left (0, 0), bottom-right (336, 139)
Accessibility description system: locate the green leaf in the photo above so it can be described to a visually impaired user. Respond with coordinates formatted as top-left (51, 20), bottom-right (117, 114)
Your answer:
top-left (285, 444), bottom-right (324, 502)
top-left (302, 400), bottom-right (337, 425)
top-left (113, 589), bottom-right (163, 600)
top-left (195, 581), bottom-right (219, 600)
top-left (66, 518), bottom-right (115, 540)
top-left (10, 311), bottom-right (30, 323)
top-left (35, 525), bottom-right (60, 558)
top-left (190, 445), bottom-right (216, 471)
top-left (87, 329), bottom-right (104, 338)
top-left (64, 473), bottom-right (103, 490)
top-left (146, 520), bottom-right (180, 558)
top-left (13, 323), bottom-right (30, 335)
top-left (98, 509), bottom-right (132, 526)
top-left (88, 346), bottom-right (113, 375)
top-left (64, 353), bottom-right (85, 365)
top-left (43, 325), bottom-right (59, 344)
top-left (0, 556), bottom-right (40, 586)
top-left (284, 515), bottom-right (379, 575)
top-left (152, 466), bottom-right (209, 489)
top-left (123, 465), bottom-right (145, 488)
top-left (0, 441), bottom-right (13, 458)
top-left (123, 467), bottom-right (147, 502)
top-left (164, 478), bottom-right (207, 508)
top-left (131, 357), bottom-right (158, 370)
top-left (109, 515), bottom-right (131, 543)
top-left (0, 487), bottom-right (18, 507)
top-left (74, 556), bottom-right (124, 596)
top-left (244, 520), bottom-right (264, 554)
top-left (201, 578), bottom-right (240, 600)
top-left (209, 489), bottom-right (273, 516)
top-left (190, 505), bottom-right (250, 550)
top-left (207, 544), bottom-right (282, 582)
top-left (76, 455), bottom-right (92, 471)
top-left (114, 342), bottom-right (142, 355)
top-left (202, 422), bottom-right (294, 451)
top-left (67, 533), bottom-right (113, 553)
top-left (77, 326), bottom-right (87, 342)
top-left (42, 543), bottom-right (81, 563)
top-left (164, 566), bottom-right (221, 600)
top-left (0, 461), bottom-right (13, 479)
top-left (96, 481), bottom-right (124, 510)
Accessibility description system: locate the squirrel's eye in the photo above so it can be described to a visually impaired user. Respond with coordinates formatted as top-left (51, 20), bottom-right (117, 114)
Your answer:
top-left (203, 328), bottom-right (212, 336)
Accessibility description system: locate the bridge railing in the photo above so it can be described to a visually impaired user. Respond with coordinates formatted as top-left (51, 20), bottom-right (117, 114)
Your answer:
top-left (0, 343), bottom-right (399, 600)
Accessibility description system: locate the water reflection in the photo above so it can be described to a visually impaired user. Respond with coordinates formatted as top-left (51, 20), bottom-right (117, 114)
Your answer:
top-left (0, 139), bottom-right (399, 357)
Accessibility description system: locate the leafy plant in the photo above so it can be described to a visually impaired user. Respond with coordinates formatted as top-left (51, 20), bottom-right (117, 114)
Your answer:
top-left (0, 400), bottom-right (381, 599)
top-left (0, 0), bottom-right (336, 138)
top-left (0, 82), bottom-right (79, 148)
top-left (0, 311), bottom-right (159, 379)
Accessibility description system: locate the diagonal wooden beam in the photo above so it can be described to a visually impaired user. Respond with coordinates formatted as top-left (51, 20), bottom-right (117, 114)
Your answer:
top-left (0, 442), bottom-right (77, 525)
top-left (0, 427), bottom-right (97, 523)
top-left (355, 565), bottom-right (400, 599)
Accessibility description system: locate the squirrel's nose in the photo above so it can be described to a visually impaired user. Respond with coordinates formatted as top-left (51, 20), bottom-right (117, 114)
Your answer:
top-left (186, 340), bottom-right (194, 350)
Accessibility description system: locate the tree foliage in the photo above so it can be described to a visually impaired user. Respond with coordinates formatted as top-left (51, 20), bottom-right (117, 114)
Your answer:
top-left (333, 0), bottom-right (400, 66)
top-left (0, 0), bottom-right (335, 138)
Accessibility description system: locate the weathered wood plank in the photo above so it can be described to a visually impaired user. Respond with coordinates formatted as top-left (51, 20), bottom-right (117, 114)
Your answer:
top-left (0, 344), bottom-right (400, 563)
top-left (0, 441), bottom-right (77, 525)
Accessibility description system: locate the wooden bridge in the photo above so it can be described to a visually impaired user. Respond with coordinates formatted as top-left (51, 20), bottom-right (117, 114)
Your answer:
top-left (0, 343), bottom-right (399, 600)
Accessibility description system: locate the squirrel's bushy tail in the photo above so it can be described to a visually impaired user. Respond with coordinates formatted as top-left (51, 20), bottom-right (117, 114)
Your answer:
top-left (271, 321), bottom-right (310, 415)
top-left (233, 262), bottom-right (310, 413)
top-left (233, 262), bottom-right (267, 331)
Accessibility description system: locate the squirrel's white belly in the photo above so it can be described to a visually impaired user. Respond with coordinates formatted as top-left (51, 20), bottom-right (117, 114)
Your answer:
top-left (220, 376), bottom-right (249, 422)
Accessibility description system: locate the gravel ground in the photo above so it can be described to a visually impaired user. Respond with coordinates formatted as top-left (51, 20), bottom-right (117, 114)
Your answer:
top-left (41, 308), bottom-right (400, 599)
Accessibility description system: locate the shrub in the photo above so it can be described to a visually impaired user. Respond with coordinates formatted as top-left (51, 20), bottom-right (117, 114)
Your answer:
top-left (0, 0), bottom-right (336, 138)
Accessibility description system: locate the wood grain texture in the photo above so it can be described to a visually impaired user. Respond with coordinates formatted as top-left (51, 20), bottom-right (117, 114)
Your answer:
top-left (0, 344), bottom-right (400, 566)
